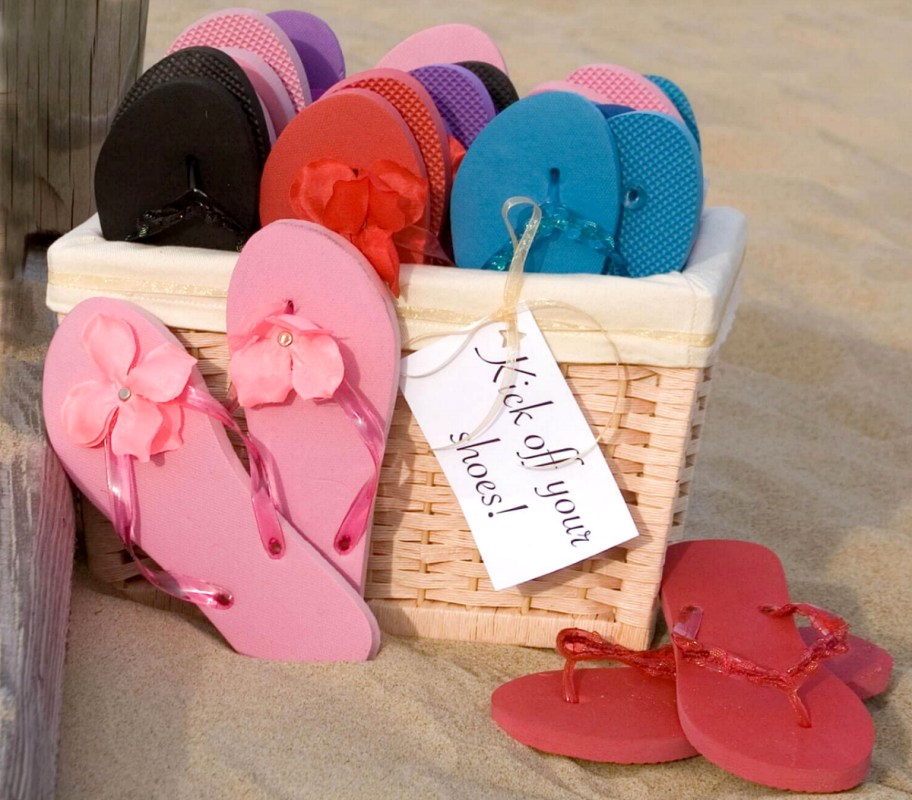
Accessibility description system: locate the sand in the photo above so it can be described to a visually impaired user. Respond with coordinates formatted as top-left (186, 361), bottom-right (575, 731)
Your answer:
top-left (56, 1), bottom-right (911, 797)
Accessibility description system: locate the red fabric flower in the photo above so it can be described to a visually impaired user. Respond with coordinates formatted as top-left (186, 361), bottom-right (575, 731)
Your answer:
top-left (289, 158), bottom-right (429, 296)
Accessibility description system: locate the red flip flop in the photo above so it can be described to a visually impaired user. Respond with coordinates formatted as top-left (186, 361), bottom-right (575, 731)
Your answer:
top-left (258, 89), bottom-right (430, 294)
top-left (492, 630), bottom-right (695, 764)
top-left (661, 540), bottom-right (875, 792)
top-left (491, 624), bottom-right (890, 765)
top-left (324, 69), bottom-right (451, 238)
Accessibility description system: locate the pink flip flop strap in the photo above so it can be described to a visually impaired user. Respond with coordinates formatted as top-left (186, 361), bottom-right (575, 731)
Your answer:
top-left (329, 378), bottom-right (386, 555)
top-left (104, 384), bottom-right (287, 611)
top-left (556, 628), bottom-right (677, 704)
top-left (671, 603), bottom-right (850, 727)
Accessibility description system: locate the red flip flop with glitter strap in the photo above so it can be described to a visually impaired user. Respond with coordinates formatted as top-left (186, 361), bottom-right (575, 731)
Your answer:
top-left (491, 620), bottom-right (889, 765)
top-left (661, 540), bottom-right (875, 792)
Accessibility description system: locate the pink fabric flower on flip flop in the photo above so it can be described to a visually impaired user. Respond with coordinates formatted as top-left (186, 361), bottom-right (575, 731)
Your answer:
top-left (61, 314), bottom-right (196, 461)
top-left (228, 300), bottom-right (344, 409)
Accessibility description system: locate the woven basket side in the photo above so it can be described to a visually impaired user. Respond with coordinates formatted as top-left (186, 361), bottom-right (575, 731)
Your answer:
top-left (72, 321), bottom-right (712, 648)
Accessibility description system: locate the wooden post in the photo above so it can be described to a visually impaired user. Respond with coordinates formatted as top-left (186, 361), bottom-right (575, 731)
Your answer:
top-left (0, 1), bottom-right (148, 797)
top-left (0, 0), bottom-right (149, 279)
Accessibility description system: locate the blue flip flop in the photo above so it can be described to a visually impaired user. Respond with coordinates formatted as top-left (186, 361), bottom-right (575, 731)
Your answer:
top-left (605, 110), bottom-right (703, 276)
top-left (645, 74), bottom-right (701, 150)
top-left (451, 92), bottom-right (702, 276)
top-left (451, 92), bottom-right (622, 274)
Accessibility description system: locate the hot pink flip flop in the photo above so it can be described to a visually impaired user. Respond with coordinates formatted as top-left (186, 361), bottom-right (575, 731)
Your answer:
top-left (491, 623), bottom-right (890, 765)
top-left (376, 23), bottom-right (508, 74)
top-left (169, 8), bottom-right (312, 112)
top-left (44, 297), bottom-right (380, 661)
top-left (225, 220), bottom-right (400, 592)
top-left (661, 540), bottom-right (875, 792)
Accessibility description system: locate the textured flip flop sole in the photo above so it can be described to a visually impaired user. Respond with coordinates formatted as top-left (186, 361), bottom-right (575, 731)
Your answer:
top-left (410, 64), bottom-right (496, 147)
top-left (226, 221), bottom-right (401, 591)
top-left (661, 541), bottom-right (874, 792)
top-left (43, 298), bottom-right (380, 661)
top-left (325, 70), bottom-right (450, 235)
top-left (645, 74), bottom-right (701, 150)
top-left (451, 92), bottom-right (621, 273)
top-left (492, 668), bottom-right (698, 763)
top-left (220, 46), bottom-right (295, 136)
top-left (606, 111), bottom-right (703, 276)
top-left (169, 9), bottom-right (311, 111)
top-left (116, 46), bottom-right (270, 167)
top-left (96, 77), bottom-right (262, 250)
top-left (268, 10), bottom-right (344, 99)
top-left (567, 63), bottom-right (682, 120)
top-left (377, 24), bottom-right (507, 73)
top-left (457, 60), bottom-right (518, 113)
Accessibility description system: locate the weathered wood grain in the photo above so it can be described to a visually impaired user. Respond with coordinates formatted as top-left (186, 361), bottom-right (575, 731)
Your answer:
top-left (0, 0), bottom-right (149, 279)
top-left (0, 1), bottom-right (149, 794)
top-left (0, 252), bottom-right (75, 800)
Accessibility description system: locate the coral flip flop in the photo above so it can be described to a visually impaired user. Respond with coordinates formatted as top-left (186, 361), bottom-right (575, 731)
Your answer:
top-left (324, 69), bottom-right (451, 238)
top-left (43, 298), bottom-right (380, 661)
top-left (492, 623), bottom-right (890, 765)
top-left (225, 220), bottom-right (400, 592)
top-left (258, 89), bottom-right (430, 293)
top-left (377, 24), bottom-right (507, 74)
top-left (169, 8), bottom-right (312, 111)
top-left (661, 540), bottom-right (875, 791)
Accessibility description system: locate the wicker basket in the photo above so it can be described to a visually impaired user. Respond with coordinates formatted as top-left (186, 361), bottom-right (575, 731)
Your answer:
top-left (51, 208), bottom-right (744, 649)
top-left (76, 325), bottom-right (710, 649)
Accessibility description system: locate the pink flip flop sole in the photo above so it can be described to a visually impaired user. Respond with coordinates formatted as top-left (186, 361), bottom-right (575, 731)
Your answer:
top-left (377, 24), bottom-right (508, 74)
top-left (566, 63), bottom-right (682, 120)
top-left (661, 540), bottom-right (874, 792)
top-left (225, 220), bottom-right (400, 592)
top-left (169, 9), bottom-right (311, 111)
top-left (44, 297), bottom-right (380, 661)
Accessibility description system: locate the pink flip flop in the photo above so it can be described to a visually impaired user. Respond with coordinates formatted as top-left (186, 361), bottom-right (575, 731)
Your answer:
top-left (225, 220), bottom-right (400, 592)
top-left (491, 623), bottom-right (890, 765)
top-left (565, 63), bottom-right (682, 120)
top-left (44, 297), bottom-right (380, 661)
top-left (219, 46), bottom-right (296, 136)
top-left (169, 8), bottom-right (312, 112)
top-left (661, 540), bottom-right (875, 791)
top-left (376, 24), bottom-right (508, 74)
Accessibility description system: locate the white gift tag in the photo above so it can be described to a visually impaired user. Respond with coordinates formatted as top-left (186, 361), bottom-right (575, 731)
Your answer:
top-left (400, 309), bottom-right (638, 590)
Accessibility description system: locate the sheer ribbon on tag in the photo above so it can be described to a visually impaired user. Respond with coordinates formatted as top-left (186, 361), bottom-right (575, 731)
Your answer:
top-left (402, 197), bottom-right (628, 464)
